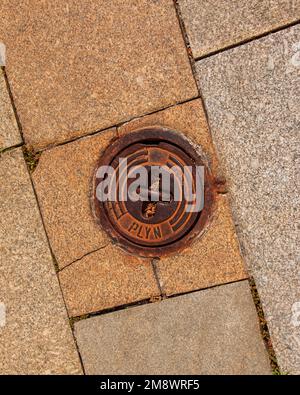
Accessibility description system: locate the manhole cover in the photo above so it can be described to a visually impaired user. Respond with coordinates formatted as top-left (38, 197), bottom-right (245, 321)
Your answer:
top-left (92, 128), bottom-right (215, 257)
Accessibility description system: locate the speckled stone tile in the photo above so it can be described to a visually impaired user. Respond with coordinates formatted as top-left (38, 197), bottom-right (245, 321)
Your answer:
top-left (156, 194), bottom-right (247, 295)
top-left (119, 100), bottom-right (247, 294)
top-left (0, 148), bottom-right (81, 374)
top-left (0, 69), bottom-right (21, 150)
top-left (197, 25), bottom-right (300, 374)
top-left (179, 0), bottom-right (300, 58)
top-left (59, 244), bottom-right (159, 317)
top-left (74, 281), bottom-right (271, 375)
top-left (0, 0), bottom-right (197, 149)
top-left (33, 128), bottom-right (116, 269)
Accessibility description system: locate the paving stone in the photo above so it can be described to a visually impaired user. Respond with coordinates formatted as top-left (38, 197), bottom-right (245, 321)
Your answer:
top-left (33, 129), bottom-right (116, 269)
top-left (59, 245), bottom-right (159, 317)
top-left (0, 69), bottom-right (21, 150)
top-left (75, 281), bottom-right (271, 375)
top-left (0, 148), bottom-right (82, 374)
top-left (156, 195), bottom-right (247, 295)
top-left (196, 25), bottom-right (300, 374)
top-left (179, 0), bottom-right (300, 58)
top-left (0, 0), bottom-right (197, 149)
top-left (119, 100), bottom-right (247, 295)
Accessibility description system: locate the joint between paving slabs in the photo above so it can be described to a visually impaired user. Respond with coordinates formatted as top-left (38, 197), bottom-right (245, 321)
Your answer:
top-left (31, 170), bottom-right (86, 374)
top-left (248, 276), bottom-right (281, 375)
top-left (2, 94), bottom-right (202, 157)
top-left (52, 252), bottom-right (86, 374)
top-left (1, 66), bottom-right (24, 141)
top-left (69, 297), bottom-right (159, 326)
top-left (164, 278), bottom-right (249, 301)
top-left (22, 145), bottom-right (41, 173)
top-left (0, 67), bottom-right (24, 155)
top-left (151, 258), bottom-right (166, 299)
top-left (0, 143), bottom-right (23, 156)
top-left (194, 18), bottom-right (300, 62)
top-left (69, 280), bottom-right (252, 331)
top-left (26, 94), bottom-right (199, 153)
top-left (172, 0), bottom-right (199, 92)
top-left (172, 0), bottom-right (232, 194)
top-left (172, 0), bottom-right (217, 131)
top-left (71, 277), bottom-right (273, 324)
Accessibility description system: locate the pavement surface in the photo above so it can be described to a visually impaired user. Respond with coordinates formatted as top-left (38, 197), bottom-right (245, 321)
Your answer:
top-left (0, 0), bottom-right (299, 374)
top-left (197, 25), bottom-right (300, 374)
top-left (75, 281), bottom-right (270, 375)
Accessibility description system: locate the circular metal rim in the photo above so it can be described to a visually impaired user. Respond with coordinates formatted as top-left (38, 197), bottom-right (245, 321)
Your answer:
top-left (92, 127), bottom-right (216, 258)
top-left (106, 140), bottom-right (199, 247)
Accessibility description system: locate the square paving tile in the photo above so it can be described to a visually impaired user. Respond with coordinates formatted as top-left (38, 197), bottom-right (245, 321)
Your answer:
top-left (59, 244), bottom-right (160, 317)
top-left (0, 148), bottom-right (81, 374)
top-left (119, 99), bottom-right (247, 294)
top-left (197, 25), bottom-right (300, 373)
top-left (0, 69), bottom-right (21, 150)
top-left (0, 0), bottom-right (197, 149)
top-left (33, 128), bottom-right (117, 269)
top-left (179, 0), bottom-right (300, 58)
top-left (74, 281), bottom-right (271, 375)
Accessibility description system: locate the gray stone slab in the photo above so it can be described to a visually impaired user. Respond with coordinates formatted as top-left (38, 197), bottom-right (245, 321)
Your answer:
top-left (0, 148), bottom-right (82, 374)
top-left (75, 281), bottom-right (270, 375)
top-left (179, 0), bottom-right (300, 58)
top-left (196, 25), bottom-right (300, 374)
top-left (0, 69), bottom-right (21, 150)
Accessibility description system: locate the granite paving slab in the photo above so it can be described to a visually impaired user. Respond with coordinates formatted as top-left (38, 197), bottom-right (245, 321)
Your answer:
top-left (179, 0), bottom-right (300, 58)
top-left (196, 25), bottom-right (300, 374)
top-left (75, 281), bottom-right (271, 375)
top-left (0, 148), bottom-right (82, 374)
top-left (0, 68), bottom-right (21, 150)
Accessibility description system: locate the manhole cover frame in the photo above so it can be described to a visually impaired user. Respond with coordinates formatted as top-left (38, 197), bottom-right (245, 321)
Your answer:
top-left (92, 127), bottom-right (216, 257)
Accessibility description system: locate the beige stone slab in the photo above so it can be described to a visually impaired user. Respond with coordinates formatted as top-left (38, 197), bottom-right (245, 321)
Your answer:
top-left (75, 281), bottom-right (271, 375)
top-left (0, 68), bottom-right (21, 150)
top-left (156, 194), bottom-right (248, 296)
top-left (179, 0), bottom-right (300, 58)
top-left (59, 244), bottom-right (160, 317)
top-left (0, 148), bottom-right (81, 374)
top-left (196, 25), bottom-right (300, 373)
top-left (33, 128), bottom-right (116, 269)
top-left (0, 0), bottom-right (197, 149)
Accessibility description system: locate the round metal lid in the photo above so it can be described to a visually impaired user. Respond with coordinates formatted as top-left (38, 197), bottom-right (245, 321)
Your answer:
top-left (92, 128), bottom-right (215, 257)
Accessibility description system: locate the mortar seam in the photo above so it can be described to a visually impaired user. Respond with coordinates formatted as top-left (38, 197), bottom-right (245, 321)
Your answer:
top-left (195, 19), bottom-right (300, 61)
top-left (1, 66), bottom-right (24, 142)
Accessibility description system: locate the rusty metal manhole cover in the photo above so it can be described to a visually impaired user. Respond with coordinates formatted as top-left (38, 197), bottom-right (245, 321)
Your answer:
top-left (92, 128), bottom-right (215, 257)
